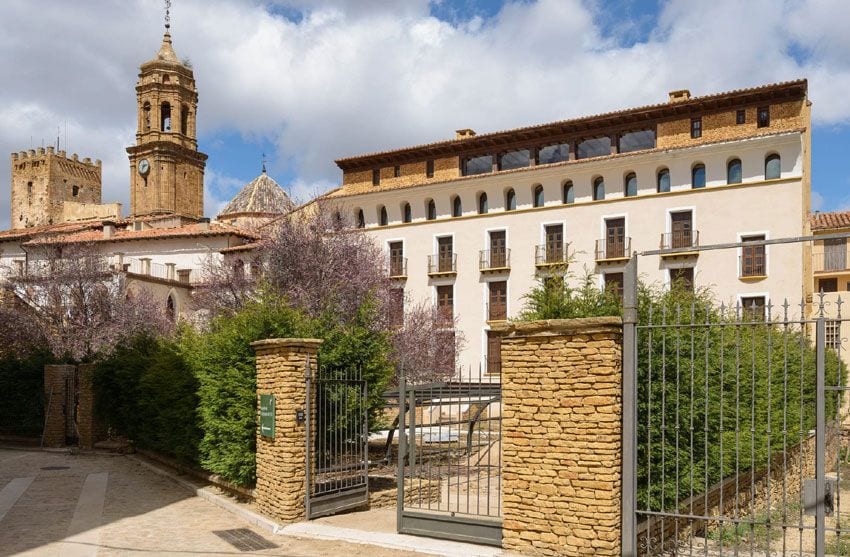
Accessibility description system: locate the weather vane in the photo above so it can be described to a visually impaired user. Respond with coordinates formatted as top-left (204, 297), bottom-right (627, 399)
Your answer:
top-left (165, 0), bottom-right (171, 31)
top-left (262, 153), bottom-right (267, 174)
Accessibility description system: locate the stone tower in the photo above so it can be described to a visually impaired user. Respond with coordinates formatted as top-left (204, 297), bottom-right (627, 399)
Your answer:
top-left (10, 147), bottom-right (103, 229)
top-left (126, 30), bottom-right (207, 218)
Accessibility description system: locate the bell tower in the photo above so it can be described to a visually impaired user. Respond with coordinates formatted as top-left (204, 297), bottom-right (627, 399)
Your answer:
top-left (127, 8), bottom-right (206, 218)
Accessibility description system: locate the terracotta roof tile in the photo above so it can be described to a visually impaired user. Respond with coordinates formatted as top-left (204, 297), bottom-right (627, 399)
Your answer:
top-left (22, 223), bottom-right (259, 247)
top-left (811, 211), bottom-right (850, 231)
top-left (219, 172), bottom-right (294, 218)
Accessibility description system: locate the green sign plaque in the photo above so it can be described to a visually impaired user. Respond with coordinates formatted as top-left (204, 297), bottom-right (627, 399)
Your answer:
top-left (259, 394), bottom-right (275, 438)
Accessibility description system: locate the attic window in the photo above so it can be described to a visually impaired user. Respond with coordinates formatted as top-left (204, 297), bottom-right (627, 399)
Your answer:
top-left (72, 185), bottom-right (79, 197)
top-left (372, 169), bottom-right (380, 186)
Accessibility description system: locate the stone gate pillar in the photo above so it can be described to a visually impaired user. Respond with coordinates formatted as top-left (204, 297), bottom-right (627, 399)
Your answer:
top-left (251, 338), bottom-right (323, 524)
top-left (76, 363), bottom-right (105, 450)
top-left (43, 364), bottom-right (76, 448)
top-left (493, 317), bottom-right (623, 557)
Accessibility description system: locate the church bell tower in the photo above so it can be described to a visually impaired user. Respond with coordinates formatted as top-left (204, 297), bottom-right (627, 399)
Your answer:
top-left (127, 11), bottom-right (206, 218)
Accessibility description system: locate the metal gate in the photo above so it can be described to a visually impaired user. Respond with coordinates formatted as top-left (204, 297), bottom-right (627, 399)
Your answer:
top-left (621, 236), bottom-right (850, 556)
top-left (64, 368), bottom-right (78, 445)
top-left (305, 364), bottom-right (369, 519)
top-left (396, 366), bottom-right (502, 546)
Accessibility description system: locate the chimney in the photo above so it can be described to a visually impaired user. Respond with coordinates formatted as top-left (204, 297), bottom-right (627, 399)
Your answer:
top-left (197, 217), bottom-right (211, 231)
top-left (103, 221), bottom-right (116, 239)
top-left (668, 89), bottom-right (691, 103)
top-left (455, 128), bottom-right (476, 140)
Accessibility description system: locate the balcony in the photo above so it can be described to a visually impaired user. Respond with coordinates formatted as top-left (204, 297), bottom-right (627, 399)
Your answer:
top-left (387, 257), bottom-right (408, 279)
top-left (595, 237), bottom-right (631, 263)
top-left (428, 253), bottom-right (457, 277)
top-left (659, 231), bottom-right (699, 258)
top-left (486, 302), bottom-right (508, 322)
top-left (479, 249), bottom-right (511, 273)
top-left (535, 243), bottom-right (570, 268)
top-left (739, 254), bottom-right (767, 281)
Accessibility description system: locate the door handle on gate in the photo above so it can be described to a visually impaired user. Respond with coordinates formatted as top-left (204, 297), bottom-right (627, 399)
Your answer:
top-left (825, 480), bottom-right (835, 516)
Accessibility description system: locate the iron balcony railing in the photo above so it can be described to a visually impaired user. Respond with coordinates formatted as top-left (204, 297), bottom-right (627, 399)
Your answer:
top-left (739, 252), bottom-right (766, 278)
top-left (595, 237), bottom-right (631, 260)
top-left (428, 253), bottom-right (457, 274)
top-left (479, 248), bottom-right (510, 271)
top-left (535, 243), bottom-right (569, 266)
top-left (387, 257), bottom-right (408, 278)
top-left (813, 250), bottom-right (850, 273)
top-left (660, 230), bottom-right (699, 250)
top-left (486, 302), bottom-right (508, 321)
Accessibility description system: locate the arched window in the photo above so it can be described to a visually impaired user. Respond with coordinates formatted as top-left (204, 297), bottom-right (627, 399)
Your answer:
top-left (402, 203), bottom-right (412, 223)
top-left (563, 181), bottom-right (574, 204)
top-left (72, 185), bottom-right (79, 197)
top-left (356, 209), bottom-right (365, 229)
top-left (692, 164), bottom-right (706, 189)
top-left (426, 199), bottom-right (436, 220)
top-left (379, 206), bottom-right (388, 226)
top-left (166, 295), bottom-right (176, 322)
top-left (765, 154), bottom-right (781, 180)
top-left (593, 177), bottom-right (605, 201)
top-left (533, 185), bottom-right (544, 207)
top-left (452, 196), bottom-right (462, 217)
top-left (160, 102), bottom-right (171, 132)
top-left (624, 173), bottom-right (637, 197)
top-left (657, 168), bottom-right (671, 193)
top-left (478, 192), bottom-right (488, 214)
top-left (142, 102), bottom-right (151, 131)
top-left (505, 189), bottom-right (516, 211)
top-left (181, 104), bottom-right (189, 135)
top-left (727, 158), bottom-right (742, 184)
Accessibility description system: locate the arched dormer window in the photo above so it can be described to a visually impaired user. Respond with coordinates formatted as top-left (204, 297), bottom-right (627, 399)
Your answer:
top-left (379, 206), bottom-right (388, 226)
top-left (624, 173), bottom-right (637, 197)
top-left (533, 185), bottom-right (544, 207)
top-left (402, 203), bottom-right (412, 223)
top-left (563, 181), bottom-right (574, 204)
top-left (181, 104), bottom-right (189, 135)
top-left (593, 176), bottom-right (605, 201)
top-left (692, 164), bottom-right (706, 189)
top-left (452, 196), bottom-right (462, 217)
top-left (478, 192), bottom-right (488, 214)
top-left (656, 168), bottom-right (671, 193)
top-left (765, 154), bottom-right (781, 180)
top-left (727, 158), bottom-right (742, 184)
top-left (160, 102), bottom-right (172, 132)
top-left (143, 102), bottom-right (151, 131)
top-left (426, 199), bottom-right (436, 220)
top-left (505, 189), bottom-right (516, 211)
top-left (356, 209), bottom-right (365, 229)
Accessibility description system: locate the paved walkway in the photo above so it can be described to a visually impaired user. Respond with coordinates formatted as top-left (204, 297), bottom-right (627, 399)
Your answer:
top-left (0, 448), bottom-right (428, 557)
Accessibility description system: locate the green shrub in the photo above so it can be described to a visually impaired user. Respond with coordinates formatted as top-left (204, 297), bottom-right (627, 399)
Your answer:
top-left (0, 351), bottom-right (53, 437)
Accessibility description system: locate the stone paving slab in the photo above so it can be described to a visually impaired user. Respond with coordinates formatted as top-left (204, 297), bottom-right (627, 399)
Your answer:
top-left (0, 449), bottom-right (425, 557)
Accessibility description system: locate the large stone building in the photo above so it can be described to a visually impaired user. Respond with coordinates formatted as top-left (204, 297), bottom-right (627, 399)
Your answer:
top-left (2, 24), bottom-right (290, 318)
top-left (324, 80), bottom-right (812, 373)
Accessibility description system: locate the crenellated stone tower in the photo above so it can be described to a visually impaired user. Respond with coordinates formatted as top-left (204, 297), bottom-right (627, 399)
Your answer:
top-left (126, 29), bottom-right (206, 218)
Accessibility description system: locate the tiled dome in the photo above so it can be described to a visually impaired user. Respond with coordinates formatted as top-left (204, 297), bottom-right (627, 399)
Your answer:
top-left (219, 171), bottom-right (293, 218)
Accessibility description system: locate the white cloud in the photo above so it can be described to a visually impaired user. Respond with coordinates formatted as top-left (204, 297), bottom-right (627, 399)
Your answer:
top-left (0, 0), bottom-right (848, 229)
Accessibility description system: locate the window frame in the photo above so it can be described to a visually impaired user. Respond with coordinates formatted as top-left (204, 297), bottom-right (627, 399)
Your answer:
top-left (533, 184), bottom-right (544, 208)
top-left (738, 232), bottom-right (768, 278)
top-left (757, 106), bottom-right (770, 128)
top-left (727, 158), bottom-right (742, 184)
top-left (563, 181), bottom-right (575, 204)
top-left (426, 160), bottom-right (435, 178)
top-left (764, 153), bottom-right (781, 180)
top-left (691, 163), bottom-right (706, 189)
top-left (478, 192), bottom-right (489, 215)
top-left (452, 195), bottom-right (462, 217)
top-left (736, 109), bottom-right (746, 125)
top-left (690, 117), bottom-right (702, 139)
top-left (426, 199), bottom-right (437, 221)
top-left (505, 188), bottom-right (517, 211)
top-left (739, 294), bottom-right (768, 321)
top-left (372, 169), bottom-right (380, 186)
top-left (593, 176), bottom-right (605, 201)
top-left (624, 173), bottom-right (637, 197)
top-left (656, 168), bottom-right (671, 193)
top-left (378, 205), bottom-right (388, 226)
top-left (402, 202), bottom-right (412, 223)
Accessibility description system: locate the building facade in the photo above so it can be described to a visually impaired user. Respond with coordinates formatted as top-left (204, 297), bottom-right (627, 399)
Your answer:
top-left (326, 81), bottom-right (812, 374)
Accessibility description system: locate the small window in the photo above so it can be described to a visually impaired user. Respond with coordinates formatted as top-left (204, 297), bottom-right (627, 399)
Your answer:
top-left (765, 154), bottom-right (781, 180)
top-left (757, 106), bottom-right (770, 128)
top-left (488, 281), bottom-right (508, 321)
top-left (604, 272), bottom-right (624, 300)
top-left (619, 130), bottom-right (656, 153)
top-left (741, 235), bottom-right (766, 277)
top-left (505, 189), bottom-right (516, 211)
top-left (143, 102), bottom-right (151, 131)
top-left (741, 295), bottom-right (766, 321)
top-left (356, 209), bottom-right (365, 229)
top-left (181, 104), bottom-right (189, 135)
top-left (690, 117), bottom-right (702, 139)
top-left (657, 168), bottom-right (671, 193)
top-left (727, 158), bottom-right (742, 184)
top-left (577, 137), bottom-right (611, 159)
top-left (463, 154), bottom-right (493, 176)
top-left (426, 160), bottom-right (434, 178)
top-left (593, 177), bottom-right (605, 201)
top-left (533, 185), bottom-right (544, 207)
top-left (624, 173), bottom-right (637, 197)
top-left (670, 268), bottom-right (694, 292)
top-left (498, 149), bottom-right (531, 171)
top-left (537, 143), bottom-right (569, 165)
top-left (478, 192), bottom-right (489, 214)
top-left (692, 164), bottom-right (706, 189)
top-left (563, 181), bottom-right (574, 204)
top-left (393, 165), bottom-right (400, 178)
top-left (436, 284), bottom-right (454, 324)
top-left (819, 278), bottom-right (838, 293)
top-left (72, 185), bottom-right (79, 197)
top-left (166, 295), bottom-right (176, 322)
top-left (736, 109), bottom-right (746, 125)
top-left (379, 206), bottom-right (388, 226)
top-left (427, 199), bottom-right (436, 220)
top-left (372, 169), bottom-right (380, 186)
top-left (161, 102), bottom-right (172, 132)
top-left (452, 196), bottom-right (462, 217)
top-left (402, 203), bottom-right (412, 223)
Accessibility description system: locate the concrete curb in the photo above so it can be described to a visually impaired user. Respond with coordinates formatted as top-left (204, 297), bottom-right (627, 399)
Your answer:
top-left (126, 454), bottom-right (284, 535)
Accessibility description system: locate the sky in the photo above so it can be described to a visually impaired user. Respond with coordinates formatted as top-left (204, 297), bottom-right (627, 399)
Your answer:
top-left (0, 0), bottom-right (849, 229)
